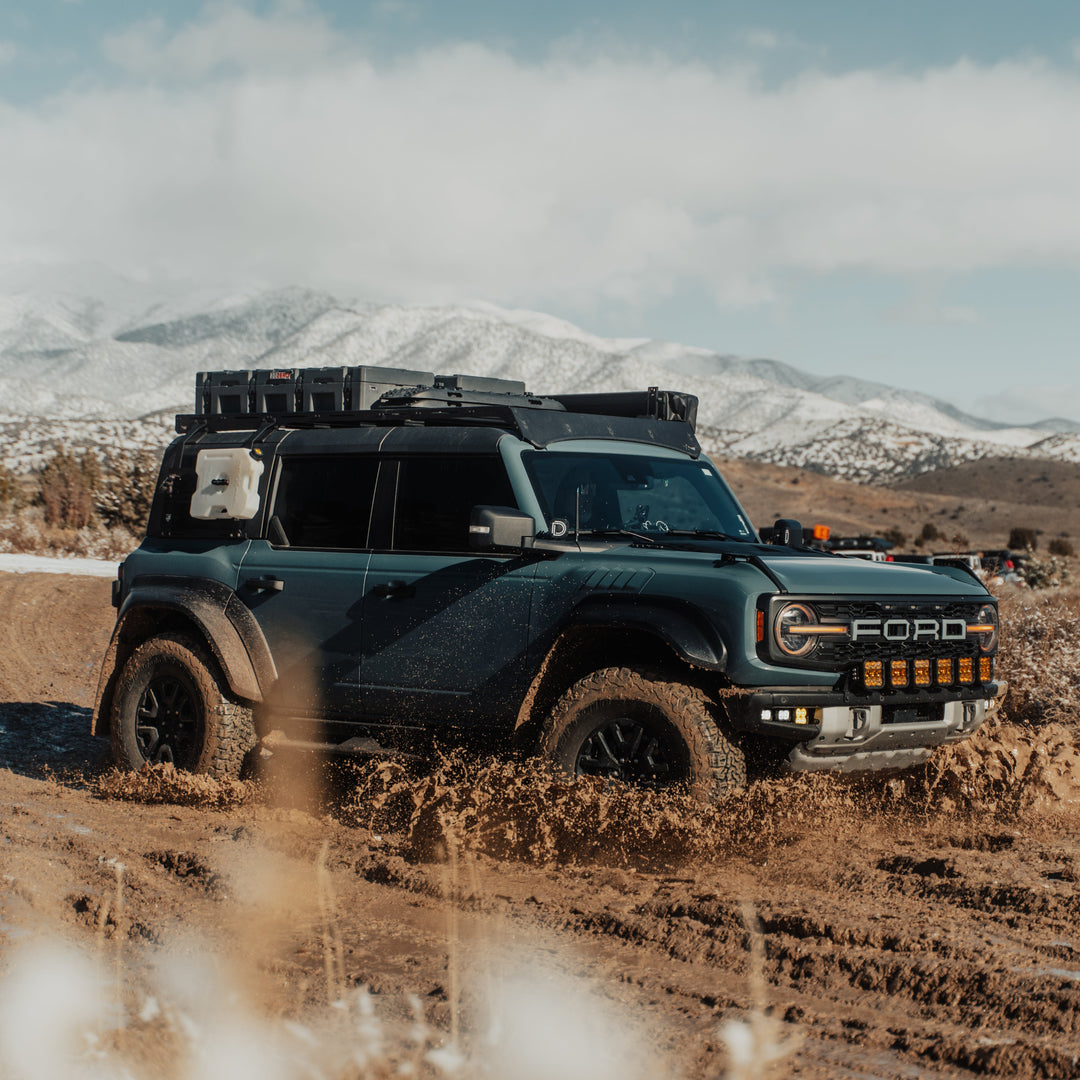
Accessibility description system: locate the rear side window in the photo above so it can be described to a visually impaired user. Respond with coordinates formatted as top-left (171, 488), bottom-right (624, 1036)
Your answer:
top-left (393, 456), bottom-right (516, 552)
top-left (270, 456), bottom-right (378, 549)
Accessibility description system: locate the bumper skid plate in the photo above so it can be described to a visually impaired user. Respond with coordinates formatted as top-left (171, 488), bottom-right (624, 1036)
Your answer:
top-left (776, 682), bottom-right (1008, 774)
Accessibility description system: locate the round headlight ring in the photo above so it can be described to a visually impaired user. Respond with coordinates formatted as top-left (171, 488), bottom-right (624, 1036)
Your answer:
top-left (774, 602), bottom-right (818, 658)
top-left (976, 603), bottom-right (998, 653)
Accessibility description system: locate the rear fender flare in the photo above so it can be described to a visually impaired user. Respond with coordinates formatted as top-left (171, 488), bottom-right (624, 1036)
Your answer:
top-left (92, 577), bottom-right (276, 736)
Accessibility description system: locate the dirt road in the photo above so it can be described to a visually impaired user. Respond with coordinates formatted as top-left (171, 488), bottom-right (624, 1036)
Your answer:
top-left (1, 570), bottom-right (1079, 1079)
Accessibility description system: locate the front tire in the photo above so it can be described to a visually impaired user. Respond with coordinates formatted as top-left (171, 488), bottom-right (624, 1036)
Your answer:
top-left (538, 667), bottom-right (746, 798)
top-left (111, 634), bottom-right (257, 780)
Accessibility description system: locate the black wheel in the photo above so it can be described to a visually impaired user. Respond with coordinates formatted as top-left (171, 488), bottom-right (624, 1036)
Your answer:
top-left (538, 667), bottom-right (746, 797)
top-left (111, 634), bottom-right (257, 780)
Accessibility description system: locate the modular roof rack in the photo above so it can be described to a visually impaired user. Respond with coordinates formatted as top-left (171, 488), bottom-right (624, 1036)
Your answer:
top-left (174, 366), bottom-right (701, 455)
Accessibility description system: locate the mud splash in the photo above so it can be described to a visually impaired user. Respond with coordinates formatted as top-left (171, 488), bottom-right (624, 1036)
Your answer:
top-left (86, 722), bottom-right (1080, 871)
top-left (347, 757), bottom-right (886, 869)
top-left (90, 762), bottom-right (255, 809)
top-left (344, 721), bottom-right (1080, 869)
top-left (920, 719), bottom-right (1080, 813)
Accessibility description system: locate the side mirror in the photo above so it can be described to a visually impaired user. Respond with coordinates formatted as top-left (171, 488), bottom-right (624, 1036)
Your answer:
top-left (469, 506), bottom-right (536, 550)
top-left (771, 518), bottom-right (805, 547)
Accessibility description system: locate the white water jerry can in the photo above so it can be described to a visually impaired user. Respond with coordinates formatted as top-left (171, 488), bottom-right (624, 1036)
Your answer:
top-left (189, 447), bottom-right (264, 520)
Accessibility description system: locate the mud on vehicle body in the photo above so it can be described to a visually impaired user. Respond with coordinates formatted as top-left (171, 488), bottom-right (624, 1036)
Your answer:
top-left (93, 366), bottom-right (1006, 792)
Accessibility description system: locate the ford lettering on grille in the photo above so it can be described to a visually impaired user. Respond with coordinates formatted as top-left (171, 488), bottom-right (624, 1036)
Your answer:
top-left (849, 618), bottom-right (968, 642)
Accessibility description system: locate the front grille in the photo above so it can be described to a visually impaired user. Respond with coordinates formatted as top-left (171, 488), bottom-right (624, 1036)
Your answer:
top-left (809, 598), bottom-right (985, 665)
top-left (762, 595), bottom-right (996, 679)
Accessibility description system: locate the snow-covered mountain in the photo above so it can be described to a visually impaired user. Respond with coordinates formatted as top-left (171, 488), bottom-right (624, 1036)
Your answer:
top-left (1, 285), bottom-right (1077, 481)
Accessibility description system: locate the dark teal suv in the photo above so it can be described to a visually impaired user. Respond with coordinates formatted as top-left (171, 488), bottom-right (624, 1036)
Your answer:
top-left (93, 367), bottom-right (1005, 796)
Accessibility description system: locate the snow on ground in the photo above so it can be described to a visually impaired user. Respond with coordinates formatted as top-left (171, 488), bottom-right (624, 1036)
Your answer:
top-left (0, 553), bottom-right (119, 577)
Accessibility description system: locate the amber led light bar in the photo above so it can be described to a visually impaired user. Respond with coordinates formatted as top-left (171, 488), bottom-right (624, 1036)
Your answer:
top-left (862, 654), bottom-right (992, 688)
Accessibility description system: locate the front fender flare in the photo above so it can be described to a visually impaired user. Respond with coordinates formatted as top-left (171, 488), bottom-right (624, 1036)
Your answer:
top-left (565, 595), bottom-right (728, 671)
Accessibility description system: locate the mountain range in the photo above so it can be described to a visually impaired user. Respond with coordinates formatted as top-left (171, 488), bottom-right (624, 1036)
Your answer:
top-left (1, 285), bottom-right (1077, 481)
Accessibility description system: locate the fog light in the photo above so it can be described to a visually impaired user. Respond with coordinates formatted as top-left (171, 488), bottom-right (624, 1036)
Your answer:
top-left (890, 659), bottom-right (908, 687)
top-left (958, 657), bottom-right (974, 683)
top-left (794, 707), bottom-right (808, 725)
top-left (979, 656), bottom-right (992, 682)
top-left (913, 659), bottom-right (931, 686)
top-left (864, 660), bottom-right (883, 688)
top-left (937, 658), bottom-right (953, 684)
top-left (777, 709), bottom-right (790, 721)
top-left (760, 708), bottom-right (772, 721)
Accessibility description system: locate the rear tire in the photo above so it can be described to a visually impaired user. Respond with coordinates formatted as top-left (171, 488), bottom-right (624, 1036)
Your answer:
top-left (538, 667), bottom-right (746, 798)
top-left (111, 634), bottom-right (257, 780)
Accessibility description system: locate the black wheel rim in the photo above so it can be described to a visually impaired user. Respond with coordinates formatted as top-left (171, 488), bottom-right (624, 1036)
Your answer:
top-left (135, 673), bottom-right (200, 769)
top-left (575, 711), bottom-right (688, 786)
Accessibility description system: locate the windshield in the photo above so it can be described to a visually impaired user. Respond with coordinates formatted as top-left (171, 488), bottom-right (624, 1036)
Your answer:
top-left (522, 451), bottom-right (756, 540)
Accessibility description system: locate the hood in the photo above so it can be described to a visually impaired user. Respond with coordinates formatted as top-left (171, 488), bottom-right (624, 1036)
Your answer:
top-left (750, 552), bottom-right (987, 597)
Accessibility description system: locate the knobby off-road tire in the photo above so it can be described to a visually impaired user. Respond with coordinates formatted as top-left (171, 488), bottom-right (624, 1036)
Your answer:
top-left (538, 667), bottom-right (746, 798)
top-left (111, 634), bottom-right (257, 780)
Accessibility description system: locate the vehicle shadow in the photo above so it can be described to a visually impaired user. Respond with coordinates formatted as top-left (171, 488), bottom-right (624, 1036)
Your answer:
top-left (0, 701), bottom-right (112, 779)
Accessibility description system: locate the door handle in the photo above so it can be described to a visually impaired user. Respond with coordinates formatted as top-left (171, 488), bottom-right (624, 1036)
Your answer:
top-left (245, 576), bottom-right (284, 592)
top-left (371, 580), bottom-right (414, 599)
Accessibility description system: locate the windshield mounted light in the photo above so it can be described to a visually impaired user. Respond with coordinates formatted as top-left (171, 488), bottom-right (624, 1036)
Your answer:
top-left (774, 602), bottom-right (818, 657)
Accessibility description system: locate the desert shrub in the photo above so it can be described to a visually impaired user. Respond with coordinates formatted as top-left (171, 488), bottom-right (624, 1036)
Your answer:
top-left (1049, 537), bottom-right (1075, 558)
top-left (1019, 553), bottom-right (1070, 589)
top-left (0, 463), bottom-right (17, 508)
top-left (37, 447), bottom-right (101, 529)
top-left (1009, 526), bottom-right (1038, 551)
top-left (997, 590), bottom-right (1080, 726)
top-left (0, 515), bottom-right (44, 554)
top-left (882, 528), bottom-right (907, 549)
top-left (914, 522), bottom-right (942, 547)
top-left (95, 450), bottom-right (159, 532)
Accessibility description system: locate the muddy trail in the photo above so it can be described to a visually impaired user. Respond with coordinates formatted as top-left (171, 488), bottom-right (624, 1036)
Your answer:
top-left (1, 571), bottom-right (1080, 1079)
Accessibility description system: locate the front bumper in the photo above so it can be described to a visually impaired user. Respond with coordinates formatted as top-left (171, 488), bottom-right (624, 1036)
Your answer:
top-left (730, 681), bottom-right (1007, 774)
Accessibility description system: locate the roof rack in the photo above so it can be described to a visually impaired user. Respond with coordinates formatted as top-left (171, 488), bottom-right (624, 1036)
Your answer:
top-left (176, 365), bottom-right (701, 455)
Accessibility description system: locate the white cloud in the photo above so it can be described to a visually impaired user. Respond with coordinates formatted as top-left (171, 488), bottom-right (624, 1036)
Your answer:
top-left (5, 5), bottom-right (1080, 311)
top-left (102, 1), bottom-right (337, 80)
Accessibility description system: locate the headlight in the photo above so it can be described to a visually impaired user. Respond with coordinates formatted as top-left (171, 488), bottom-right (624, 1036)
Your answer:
top-left (971, 603), bottom-right (998, 653)
top-left (774, 602), bottom-right (818, 657)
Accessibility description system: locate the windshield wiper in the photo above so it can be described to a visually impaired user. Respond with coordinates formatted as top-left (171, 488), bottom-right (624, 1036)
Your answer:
top-left (582, 528), bottom-right (658, 544)
top-left (662, 529), bottom-right (740, 541)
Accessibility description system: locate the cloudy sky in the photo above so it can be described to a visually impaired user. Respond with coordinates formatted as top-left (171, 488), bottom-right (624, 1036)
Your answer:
top-left (2, 1), bottom-right (1080, 423)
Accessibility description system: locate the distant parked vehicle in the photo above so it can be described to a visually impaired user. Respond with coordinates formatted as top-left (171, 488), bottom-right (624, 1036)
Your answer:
top-left (834, 548), bottom-right (889, 563)
top-left (826, 535), bottom-right (894, 562)
top-left (931, 553), bottom-right (982, 576)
